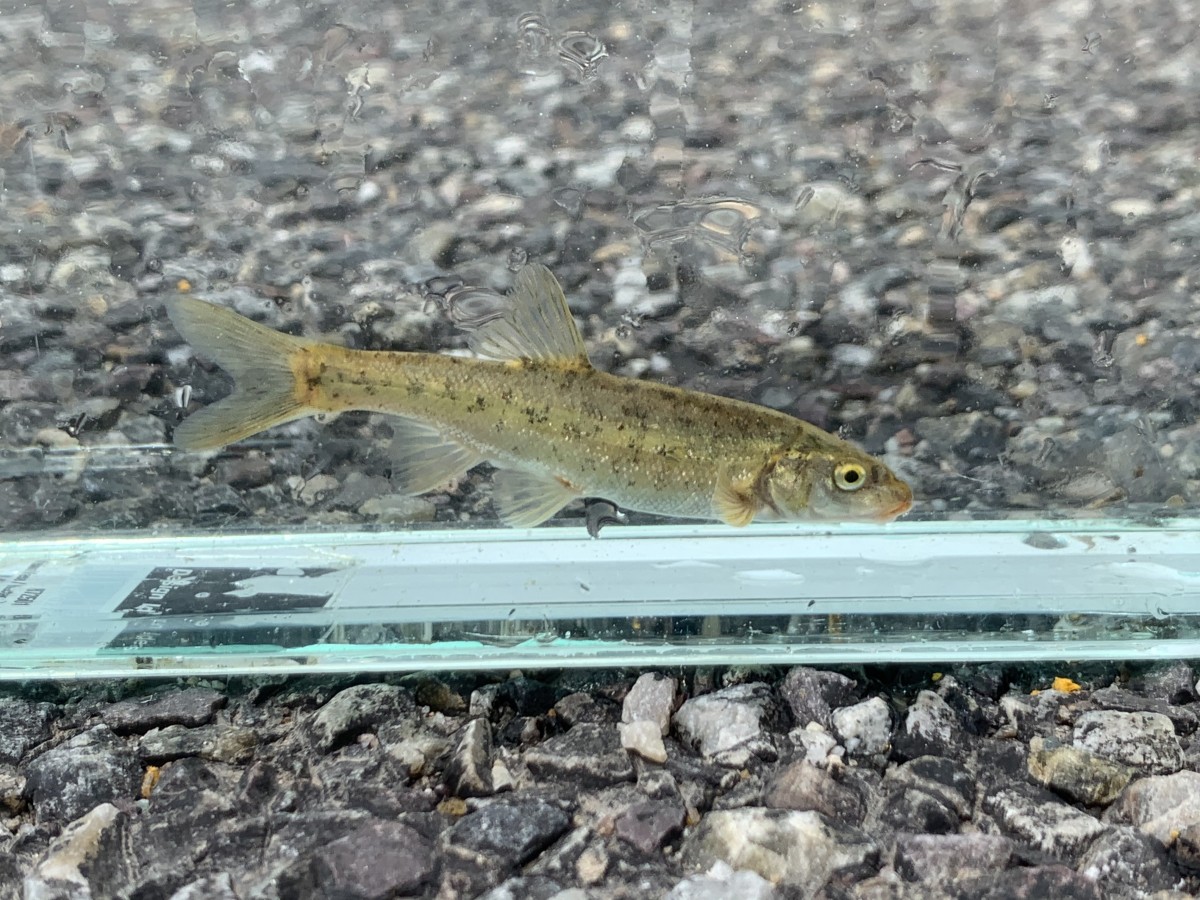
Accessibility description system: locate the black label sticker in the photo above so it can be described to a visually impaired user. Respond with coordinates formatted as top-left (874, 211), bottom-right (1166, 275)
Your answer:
top-left (116, 567), bottom-right (341, 617)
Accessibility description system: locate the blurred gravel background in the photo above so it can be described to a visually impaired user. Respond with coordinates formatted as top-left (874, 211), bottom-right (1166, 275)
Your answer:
top-left (1, 0), bottom-right (1197, 533)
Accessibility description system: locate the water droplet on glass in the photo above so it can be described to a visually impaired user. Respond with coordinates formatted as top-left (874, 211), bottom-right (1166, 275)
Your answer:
top-left (507, 248), bottom-right (529, 271)
top-left (427, 284), bottom-right (508, 329)
top-left (516, 13), bottom-right (555, 76)
top-left (558, 31), bottom-right (607, 82)
top-left (632, 197), bottom-right (765, 261)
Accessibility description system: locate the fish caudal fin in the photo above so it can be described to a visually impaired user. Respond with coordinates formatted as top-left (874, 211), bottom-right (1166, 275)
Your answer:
top-left (166, 294), bottom-right (314, 451)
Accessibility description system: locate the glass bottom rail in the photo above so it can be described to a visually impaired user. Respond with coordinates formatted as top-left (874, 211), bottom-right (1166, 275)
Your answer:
top-left (1, 518), bottom-right (1198, 678)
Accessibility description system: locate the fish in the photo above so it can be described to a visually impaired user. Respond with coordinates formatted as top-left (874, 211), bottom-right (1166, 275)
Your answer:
top-left (164, 264), bottom-right (913, 528)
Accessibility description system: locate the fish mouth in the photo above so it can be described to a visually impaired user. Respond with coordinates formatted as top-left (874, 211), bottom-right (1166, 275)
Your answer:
top-left (875, 493), bottom-right (914, 522)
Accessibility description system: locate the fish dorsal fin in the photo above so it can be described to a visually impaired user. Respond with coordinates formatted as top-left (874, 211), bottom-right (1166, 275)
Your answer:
top-left (466, 264), bottom-right (590, 365)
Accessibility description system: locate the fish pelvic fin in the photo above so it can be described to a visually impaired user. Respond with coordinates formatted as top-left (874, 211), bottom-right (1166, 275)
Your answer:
top-left (387, 417), bottom-right (485, 495)
top-left (165, 294), bottom-right (316, 450)
top-left (492, 468), bottom-right (582, 528)
top-left (466, 264), bottom-right (591, 366)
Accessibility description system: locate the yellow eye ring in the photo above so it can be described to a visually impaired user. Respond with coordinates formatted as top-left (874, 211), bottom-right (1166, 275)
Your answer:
top-left (833, 462), bottom-right (867, 492)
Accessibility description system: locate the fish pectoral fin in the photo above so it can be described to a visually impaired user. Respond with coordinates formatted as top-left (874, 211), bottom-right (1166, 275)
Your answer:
top-left (387, 418), bottom-right (485, 495)
top-left (466, 264), bottom-right (591, 366)
top-left (491, 468), bottom-right (582, 528)
top-left (713, 468), bottom-right (758, 527)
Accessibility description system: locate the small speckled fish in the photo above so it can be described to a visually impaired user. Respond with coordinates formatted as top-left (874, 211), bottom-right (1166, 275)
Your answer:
top-left (165, 265), bottom-right (913, 528)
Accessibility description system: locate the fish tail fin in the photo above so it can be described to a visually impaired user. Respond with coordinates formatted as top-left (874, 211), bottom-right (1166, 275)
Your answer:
top-left (166, 295), bottom-right (314, 450)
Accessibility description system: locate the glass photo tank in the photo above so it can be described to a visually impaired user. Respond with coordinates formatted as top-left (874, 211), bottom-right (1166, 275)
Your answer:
top-left (0, 0), bottom-right (1197, 677)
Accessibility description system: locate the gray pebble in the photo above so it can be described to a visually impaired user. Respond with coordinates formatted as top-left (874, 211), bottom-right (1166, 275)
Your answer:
top-left (101, 687), bottom-right (225, 734)
top-left (138, 724), bottom-right (257, 765)
top-left (0, 697), bottom-right (56, 765)
top-left (778, 666), bottom-right (857, 729)
top-left (1077, 825), bottom-right (1181, 894)
top-left (445, 717), bottom-right (494, 798)
top-left (679, 808), bottom-right (878, 889)
top-left (664, 861), bottom-right (777, 899)
top-left (673, 683), bottom-right (781, 761)
top-left (832, 696), bottom-right (893, 758)
top-left (613, 799), bottom-right (685, 852)
top-left (525, 723), bottom-right (634, 787)
top-left (622, 672), bottom-right (677, 736)
top-left (983, 786), bottom-right (1107, 861)
top-left (308, 819), bottom-right (436, 899)
top-left (306, 684), bottom-right (417, 753)
top-left (893, 832), bottom-right (1013, 884)
top-left (893, 690), bottom-right (964, 761)
top-left (1073, 710), bottom-right (1185, 775)
top-left (443, 798), bottom-right (570, 867)
top-left (25, 725), bottom-right (141, 824)
top-left (762, 760), bottom-right (865, 824)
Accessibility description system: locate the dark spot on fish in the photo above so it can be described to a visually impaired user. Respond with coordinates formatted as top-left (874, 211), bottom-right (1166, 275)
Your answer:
top-left (406, 381), bottom-right (425, 397)
top-left (500, 388), bottom-right (514, 403)
top-left (468, 395), bottom-right (487, 412)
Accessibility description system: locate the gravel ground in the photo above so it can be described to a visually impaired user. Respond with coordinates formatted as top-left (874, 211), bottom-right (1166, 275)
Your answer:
top-left (0, 0), bottom-right (1197, 532)
top-left (5, 664), bottom-right (1200, 899)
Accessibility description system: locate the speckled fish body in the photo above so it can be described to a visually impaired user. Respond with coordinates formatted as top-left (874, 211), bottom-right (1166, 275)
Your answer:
top-left (165, 265), bottom-right (913, 528)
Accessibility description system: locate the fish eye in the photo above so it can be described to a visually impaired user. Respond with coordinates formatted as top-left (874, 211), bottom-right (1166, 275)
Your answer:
top-left (833, 462), bottom-right (867, 492)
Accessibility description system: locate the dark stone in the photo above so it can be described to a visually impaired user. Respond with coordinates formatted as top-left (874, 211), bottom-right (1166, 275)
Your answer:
top-left (444, 798), bottom-right (571, 870)
top-left (878, 786), bottom-right (961, 835)
top-left (1174, 821), bottom-right (1200, 873)
top-left (404, 675), bottom-right (468, 714)
top-left (972, 738), bottom-right (1030, 795)
top-left (525, 723), bottom-right (634, 787)
top-left (763, 761), bottom-right (866, 825)
top-left (169, 872), bottom-right (241, 900)
top-left (892, 690), bottom-right (967, 762)
top-left (308, 820), bottom-right (436, 899)
top-left (1078, 825), bottom-right (1181, 892)
top-left (446, 718), bottom-right (494, 798)
top-left (138, 724), bottom-right (257, 764)
top-left (1127, 662), bottom-right (1196, 705)
top-left (950, 864), bottom-right (1106, 900)
top-left (306, 684), bottom-right (417, 752)
top-left (554, 691), bottom-right (619, 726)
top-left (894, 833), bottom-right (1013, 884)
top-left (982, 786), bottom-right (1107, 862)
top-left (25, 726), bottom-right (141, 824)
top-left (498, 677), bottom-right (562, 716)
top-left (101, 687), bottom-right (226, 734)
top-left (889, 756), bottom-right (975, 817)
top-left (780, 667), bottom-right (857, 729)
top-left (614, 800), bottom-right (685, 852)
top-left (0, 697), bottom-right (56, 765)
top-left (1088, 686), bottom-right (1197, 735)
top-left (476, 875), bottom-right (566, 900)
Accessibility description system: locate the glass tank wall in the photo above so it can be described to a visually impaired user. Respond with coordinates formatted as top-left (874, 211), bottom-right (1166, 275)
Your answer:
top-left (1, 0), bottom-right (1197, 676)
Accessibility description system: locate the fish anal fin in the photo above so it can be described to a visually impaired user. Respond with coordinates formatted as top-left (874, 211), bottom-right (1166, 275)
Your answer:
top-left (492, 468), bottom-right (582, 528)
top-left (466, 264), bottom-right (591, 366)
top-left (387, 418), bottom-right (485, 495)
top-left (714, 468), bottom-right (758, 527)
